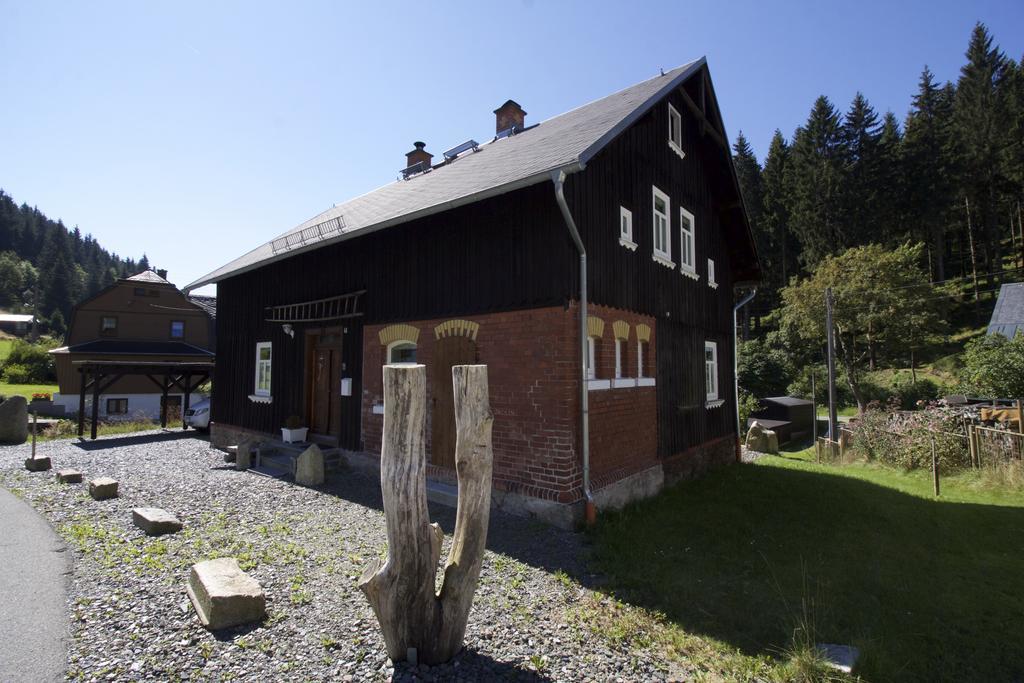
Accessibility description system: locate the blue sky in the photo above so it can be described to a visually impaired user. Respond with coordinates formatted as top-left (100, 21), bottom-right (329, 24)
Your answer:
top-left (1, 0), bottom-right (1021, 294)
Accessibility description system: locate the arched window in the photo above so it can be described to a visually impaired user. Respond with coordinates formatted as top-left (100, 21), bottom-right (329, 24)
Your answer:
top-left (387, 340), bottom-right (417, 364)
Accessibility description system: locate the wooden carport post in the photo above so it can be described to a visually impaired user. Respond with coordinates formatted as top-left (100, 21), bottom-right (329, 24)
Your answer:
top-left (90, 371), bottom-right (101, 440)
top-left (77, 367), bottom-right (88, 437)
top-left (182, 373), bottom-right (191, 430)
top-left (160, 375), bottom-right (170, 428)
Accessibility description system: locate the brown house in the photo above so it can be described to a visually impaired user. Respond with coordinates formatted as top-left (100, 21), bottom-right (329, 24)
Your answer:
top-left (50, 270), bottom-right (215, 419)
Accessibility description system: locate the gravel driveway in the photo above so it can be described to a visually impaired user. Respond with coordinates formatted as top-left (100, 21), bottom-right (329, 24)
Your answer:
top-left (0, 431), bottom-right (677, 682)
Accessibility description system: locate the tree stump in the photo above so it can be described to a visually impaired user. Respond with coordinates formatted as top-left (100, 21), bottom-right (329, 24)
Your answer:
top-left (359, 363), bottom-right (493, 665)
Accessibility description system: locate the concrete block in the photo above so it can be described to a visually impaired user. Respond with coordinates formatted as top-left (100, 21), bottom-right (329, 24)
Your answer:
top-left (55, 468), bottom-right (82, 483)
top-left (294, 444), bottom-right (324, 486)
top-left (187, 558), bottom-right (266, 630)
top-left (24, 456), bottom-right (52, 472)
top-left (89, 477), bottom-right (119, 500)
top-left (132, 507), bottom-right (183, 536)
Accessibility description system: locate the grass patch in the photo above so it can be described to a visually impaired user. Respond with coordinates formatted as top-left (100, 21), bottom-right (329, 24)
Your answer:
top-left (38, 418), bottom-right (166, 441)
top-left (589, 454), bottom-right (1024, 681)
top-left (0, 381), bottom-right (59, 400)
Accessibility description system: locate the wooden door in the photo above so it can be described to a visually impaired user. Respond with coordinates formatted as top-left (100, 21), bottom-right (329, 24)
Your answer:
top-left (308, 329), bottom-right (343, 437)
top-left (430, 335), bottom-right (477, 468)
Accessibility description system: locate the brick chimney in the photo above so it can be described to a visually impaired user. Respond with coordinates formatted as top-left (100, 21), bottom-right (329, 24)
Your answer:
top-left (493, 100), bottom-right (527, 134)
top-left (405, 141), bottom-right (433, 170)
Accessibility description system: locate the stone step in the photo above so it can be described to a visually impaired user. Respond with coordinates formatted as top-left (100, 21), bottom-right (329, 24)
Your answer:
top-left (426, 480), bottom-right (458, 508)
top-left (187, 558), bottom-right (266, 631)
top-left (132, 508), bottom-right (183, 536)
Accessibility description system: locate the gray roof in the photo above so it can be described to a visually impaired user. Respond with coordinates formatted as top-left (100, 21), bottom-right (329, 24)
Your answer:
top-left (188, 295), bottom-right (217, 320)
top-left (987, 282), bottom-right (1024, 338)
top-left (127, 270), bottom-right (170, 284)
top-left (186, 59), bottom-right (707, 291)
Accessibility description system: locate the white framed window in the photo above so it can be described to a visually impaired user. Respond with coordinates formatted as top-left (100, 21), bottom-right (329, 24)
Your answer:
top-left (619, 206), bottom-right (636, 250)
top-left (707, 258), bottom-right (718, 289)
top-left (254, 342), bottom-right (272, 397)
top-left (680, 207), bottom-right (697, 278)
top-left (170, 320), bottom-right (185, 339)
top-left (652, 186), bottom-right (674, 267)
top-left (704, 341), bottom-right (718, 402)
top-left (668, 104), bottom-right (685, 159)
top-left (387, 340), bottom-right (417, 364)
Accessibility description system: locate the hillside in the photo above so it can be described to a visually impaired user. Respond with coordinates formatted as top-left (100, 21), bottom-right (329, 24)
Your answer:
top-left (0, 189), bottom-right (145, 336)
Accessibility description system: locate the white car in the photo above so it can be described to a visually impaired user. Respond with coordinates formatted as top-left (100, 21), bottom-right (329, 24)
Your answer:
top-left (185, 398), bottom-right (211, 431)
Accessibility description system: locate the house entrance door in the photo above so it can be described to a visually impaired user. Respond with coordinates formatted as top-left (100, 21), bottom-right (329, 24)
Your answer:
top-left (307, 328), bottom-right (343, 438)
top-left (430, 335), bottom-right (477, 469)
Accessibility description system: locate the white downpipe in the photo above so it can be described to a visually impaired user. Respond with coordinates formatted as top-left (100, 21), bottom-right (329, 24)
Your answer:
top-left (550, 169), bottom-right (593, 510)
top-left (733, 288), bottom-right (757, 442)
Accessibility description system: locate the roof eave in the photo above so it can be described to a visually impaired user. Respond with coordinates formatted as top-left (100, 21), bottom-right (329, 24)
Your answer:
top-left (184, 160), bottom-right (585, 292)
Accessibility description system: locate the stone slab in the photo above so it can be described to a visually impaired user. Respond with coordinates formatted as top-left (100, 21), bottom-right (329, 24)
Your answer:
top-left (295, 444), bottom-right (325, 486)
top-left (132, 507), bottom-right (183, 536)
top-left (816, 643), bottom-right (860, 674)
top-left (187, 557), bottom-right (266, 630)
top-left (55, 469), bottom-right (82, 484)
top-left (235, 443), bottom-right (252, 471)
top-left (0, 396), bottom-right (28, 444)
top-left (24, 457), bottom-right (52, 472)
top-left (88, 477), bottom-right (119, 500)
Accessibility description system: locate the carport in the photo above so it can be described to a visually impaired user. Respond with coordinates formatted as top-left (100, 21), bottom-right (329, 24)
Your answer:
top-left (74, 360), bottom-right (215, 439)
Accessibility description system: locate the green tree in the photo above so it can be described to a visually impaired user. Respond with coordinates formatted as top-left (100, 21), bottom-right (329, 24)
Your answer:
top-left (777, 243), bottom-right (943, 412)
top-left (839, 93), bottom-right (883, 245)
top-left (960, 333), bottom-right (1024, 398)
top-left (788, 96), bottom-right (846, 267)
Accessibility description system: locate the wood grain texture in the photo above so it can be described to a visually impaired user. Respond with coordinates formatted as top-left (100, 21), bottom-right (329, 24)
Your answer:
top-left (359, 364), bottom-right (493, 664)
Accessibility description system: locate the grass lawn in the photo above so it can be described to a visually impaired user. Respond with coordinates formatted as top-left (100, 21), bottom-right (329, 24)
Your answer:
top-left (589, 451), bottom-right (1024, 681)
top-left (0, 381), bottom-right (59, 400)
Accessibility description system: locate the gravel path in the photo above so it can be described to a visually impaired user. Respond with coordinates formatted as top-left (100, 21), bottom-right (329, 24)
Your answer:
top-left (0, 431), bottom-right (679, 682)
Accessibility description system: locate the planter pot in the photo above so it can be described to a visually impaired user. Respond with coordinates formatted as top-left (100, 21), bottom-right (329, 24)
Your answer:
top-left (281, 427), bottom-right (308, 444)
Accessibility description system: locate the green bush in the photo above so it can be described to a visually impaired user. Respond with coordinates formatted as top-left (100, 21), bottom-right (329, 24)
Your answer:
top-left (959, 333), bottom-right (1024, 398)
top-left (738, 388), bottom-right (761, 431)
top-left (851, 405), bottom-right (970, 471)
top-left (1, 363), bottom-right (32, 384)
top-left (787, 364), bottom-right (856, 407)
top-left (0, 339), bottom-right (55, 383)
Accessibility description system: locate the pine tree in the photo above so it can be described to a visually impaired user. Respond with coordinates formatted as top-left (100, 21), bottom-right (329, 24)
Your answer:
top-left (954, 22), bottom-right (1012, 279)
top-left (762, 130), bottom-right (797, 288)
top-left (903, 67), bottom-right (957, 280)
top-left (732, 132), bottom-right (765, 235)
top-left (788, 96), bottom-right (846, 266)
top-left (839, 92), bottom-right (883, 245)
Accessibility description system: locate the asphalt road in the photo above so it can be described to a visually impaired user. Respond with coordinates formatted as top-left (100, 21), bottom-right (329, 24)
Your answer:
top-left (0, 486), bottom-right (69, 682)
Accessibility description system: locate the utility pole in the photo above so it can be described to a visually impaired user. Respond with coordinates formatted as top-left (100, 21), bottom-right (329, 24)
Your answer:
top-left (810, 370), bottom-right (818, 444)
top-left (825, 287), bottom-right (838, 441)
top-left (965, 197), bottom-right (980, 324)
top-left (31, 282), bottom-right (39, 341)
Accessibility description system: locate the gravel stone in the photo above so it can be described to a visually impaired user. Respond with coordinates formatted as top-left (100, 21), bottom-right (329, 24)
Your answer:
top-left (1, 430), bottom-right (679, 681)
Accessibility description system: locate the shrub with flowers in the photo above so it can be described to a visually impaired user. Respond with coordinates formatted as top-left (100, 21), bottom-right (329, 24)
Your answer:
top-left (31, 392), bottom-right (52, 401)
top-left (851, 400), bottom-right (971, 471)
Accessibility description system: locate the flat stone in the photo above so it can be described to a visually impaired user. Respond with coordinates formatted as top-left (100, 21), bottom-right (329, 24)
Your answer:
top-left (816, 643), bottom-right (860, 673)
top-left (223, 446), bottom-right (237, 464)
top-left (0, 396), bottom-right (28, 444)
top-left (186, 557), bottom-right (266, 630)
top-left (235, 443), bottom-right (252, 471)
top-left (132, 507), bottom-right (183, 536)
top-left (295, 444), bottom-right (325, 486)
top-left (55, 468), bottom-right (82, 483)
top-left (24, 457), bottom-right (52, 472)
top-left (89, 477), bottom-right (119, 500)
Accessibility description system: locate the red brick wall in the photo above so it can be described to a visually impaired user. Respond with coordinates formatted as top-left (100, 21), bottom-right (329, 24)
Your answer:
top-left (362, 305), bottom-right (582, 503)
top-left (585, 304), bottom-right (659, 491)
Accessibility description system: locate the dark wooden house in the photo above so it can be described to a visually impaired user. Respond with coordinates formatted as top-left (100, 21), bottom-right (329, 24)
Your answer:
top-left (187, 59), bottom-right (759, 527)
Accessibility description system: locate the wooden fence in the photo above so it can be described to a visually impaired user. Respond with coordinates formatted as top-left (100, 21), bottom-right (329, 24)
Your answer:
top-left (969, 425), bottom-right (1024, 467)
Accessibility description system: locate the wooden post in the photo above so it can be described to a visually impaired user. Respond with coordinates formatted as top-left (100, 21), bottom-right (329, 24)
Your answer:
top-left (1016, 399), bottom-right (1022, 435)
top-left (77, 368), bottom-right (87, 437)
top-left (931, 435), bottom-right (940, 497)
top-left (182, 373), bottom-right (192, 430)
top-left (968, 425), bottom-right (977, 469)
top-left (90, 373), bottom-right (101, 440)
top-left (360, 364), bottom-right (494, 665)
top-left (160, 375), bottom-right (169, 429)
top-left (31, 408), bottom-right (37, 458)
